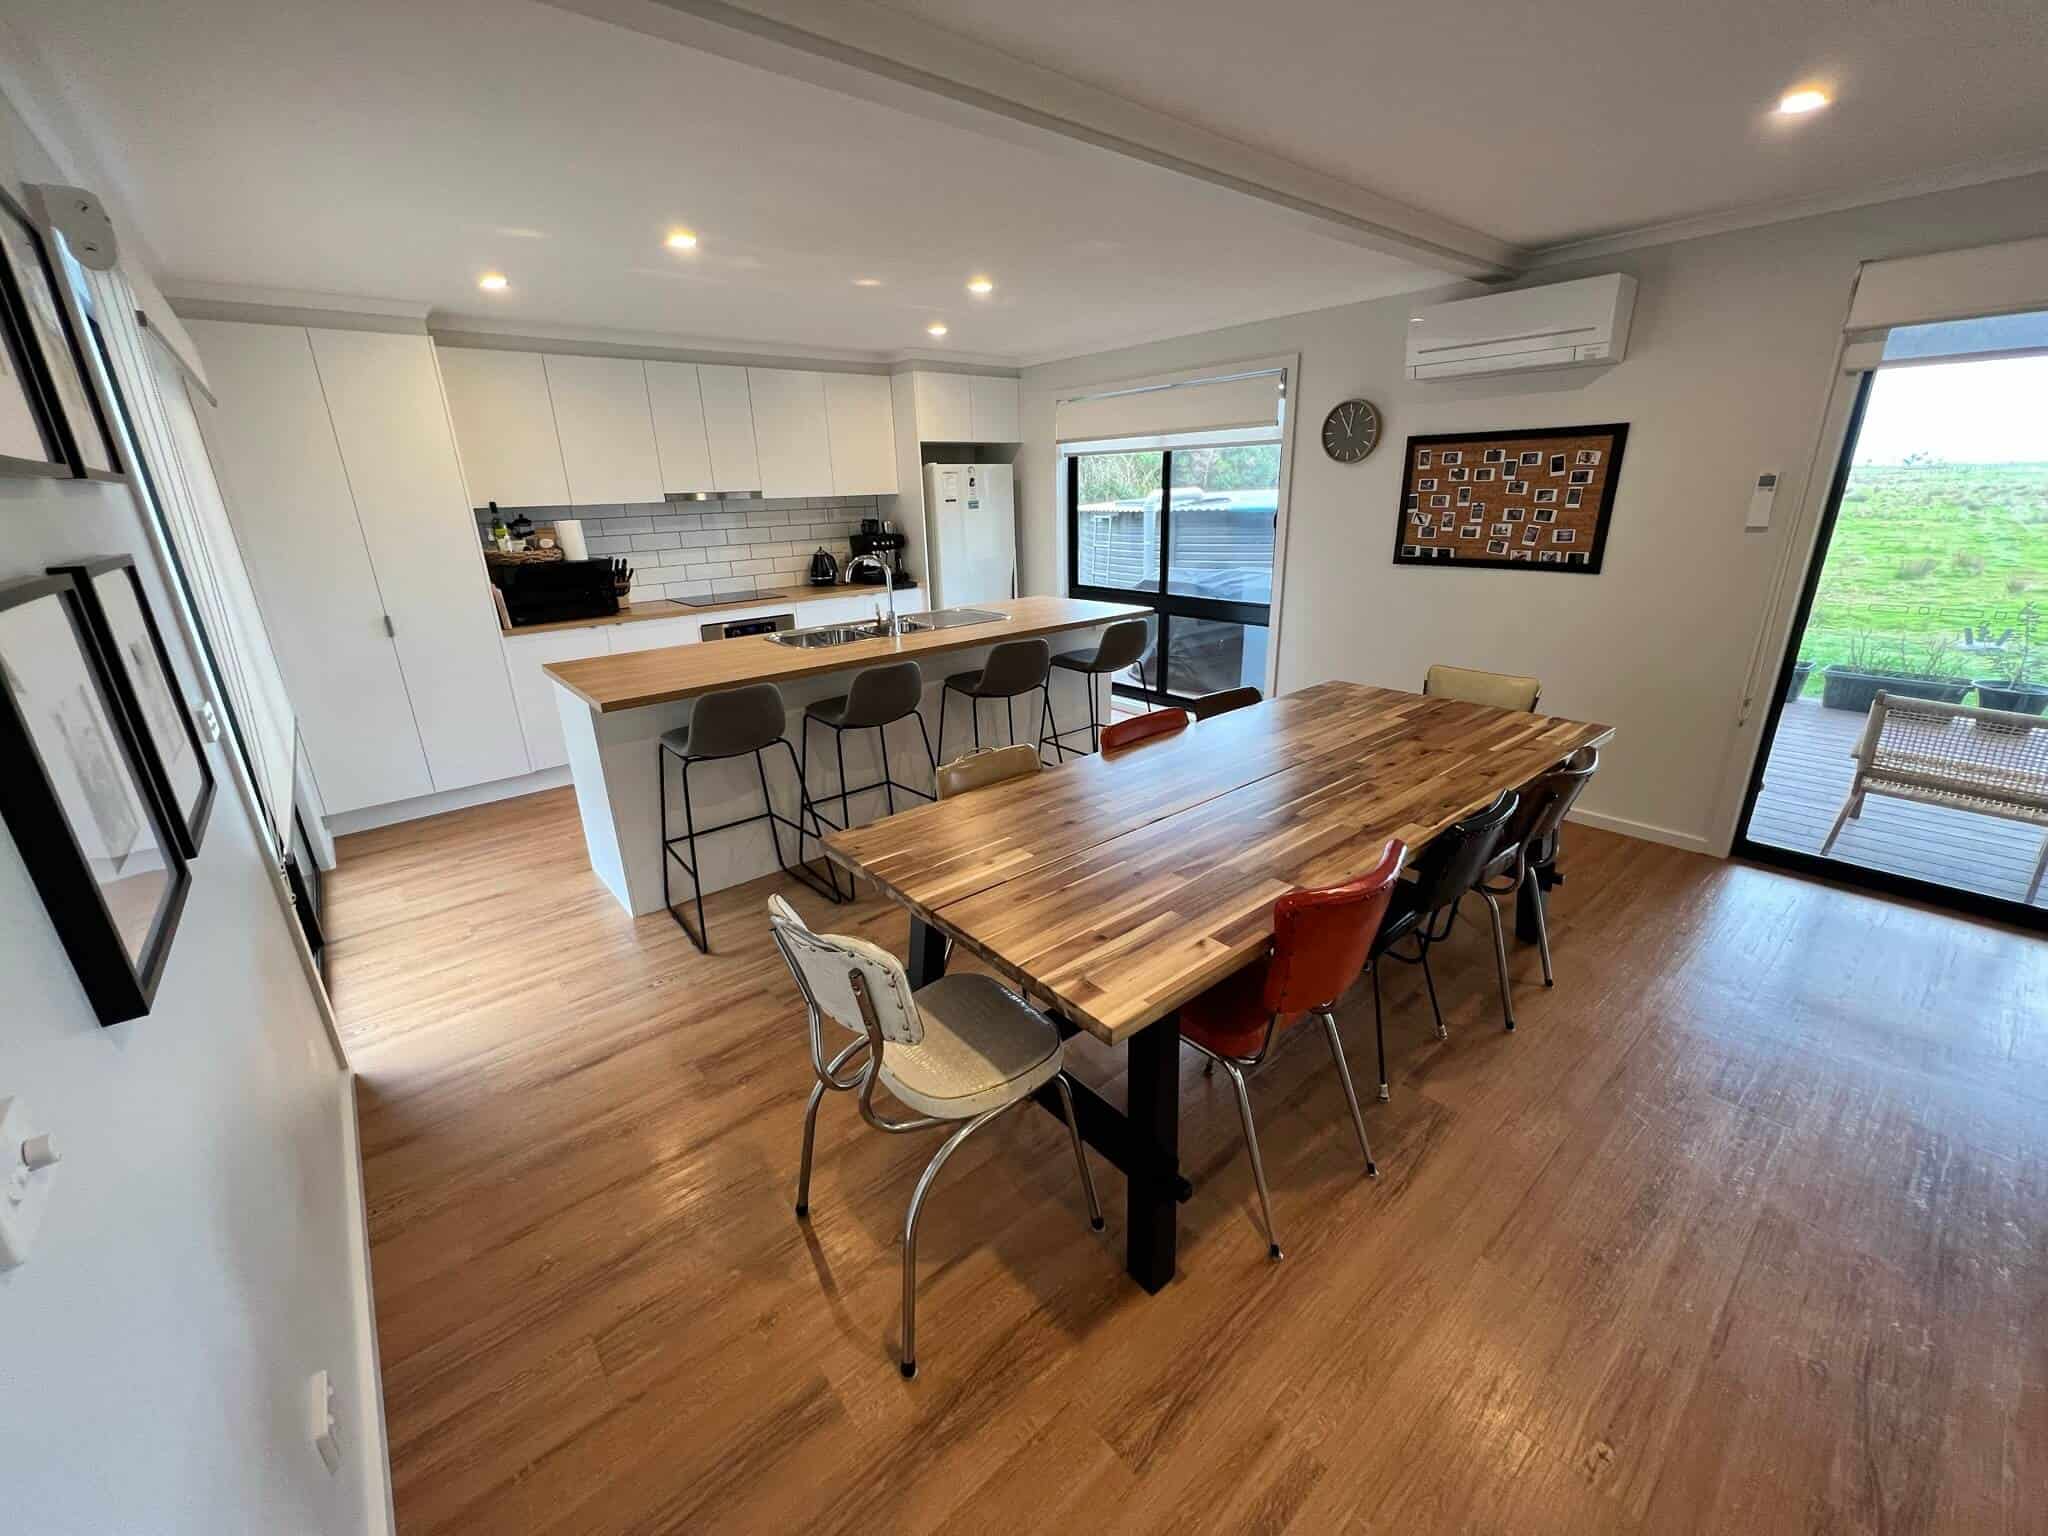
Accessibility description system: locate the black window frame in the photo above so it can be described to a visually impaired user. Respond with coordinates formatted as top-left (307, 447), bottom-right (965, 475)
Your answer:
top-left (1065, 446), bottom-right (1275, 704)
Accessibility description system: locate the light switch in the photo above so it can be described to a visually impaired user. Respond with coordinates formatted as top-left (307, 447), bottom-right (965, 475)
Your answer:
top-left (1746, 472), bottom-right (1779, 530)
top-left (0, 1098), bottom-right (59, 1269)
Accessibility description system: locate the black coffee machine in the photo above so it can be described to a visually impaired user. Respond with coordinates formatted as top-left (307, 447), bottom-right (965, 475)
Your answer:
top-left (847, 518), bottom-right (911, 586)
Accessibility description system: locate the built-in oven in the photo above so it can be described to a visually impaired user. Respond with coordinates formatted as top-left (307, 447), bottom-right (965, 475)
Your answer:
top-left (700, 612), bottom-right (796, 641)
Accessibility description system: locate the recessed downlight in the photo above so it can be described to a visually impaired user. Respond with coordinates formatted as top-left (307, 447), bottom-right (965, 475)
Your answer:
top-left (926, 322), bottom-right (949, 338)
top-left (1777, 87), bottom-right (1830, 115)
top-left (665, 229), bottom-right (699, 251)
top-left (966, 275), bottom-right (994, 296)
top-left (478, 272), bottom-right (510, 292)
top-left (853, 277), bottom-right (883, 287)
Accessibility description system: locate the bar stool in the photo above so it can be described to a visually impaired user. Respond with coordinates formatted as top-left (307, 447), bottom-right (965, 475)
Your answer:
top-left (659, 681), bottom-right (840, 953)
top-left (801, 659), bottom-right (938, 832)
top-left (936, 637), bottom-right (1053, 764)
top-left (1045, 617), bottom-right (1151, 758)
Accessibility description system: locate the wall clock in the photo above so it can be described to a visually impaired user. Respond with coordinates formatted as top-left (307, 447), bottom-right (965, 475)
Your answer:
top-left (1322, 398), bottom-right (1381, 463)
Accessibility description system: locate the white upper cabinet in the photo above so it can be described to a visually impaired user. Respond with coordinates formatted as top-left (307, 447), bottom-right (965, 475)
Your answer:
top-left (544, 354), bottom-right (664, 506)
top-left (912, 370), bottom-right (973, 442)
top-left (310, 329), bottom-right (529, 793)
top-left (823, 373), bottom-right (898, 495)
top-left (970, 375), bottom-right (1021, 442)
top-left (697, 364), bottom-right (762, 492)
top-left (186, 320), bottom-right (432, 814)
top-left (644, 361), bottom-right (716, 495)
top-left (437, 347), bottom-right (569, 509)
top-left (747, 368), bottom-right (834, 499)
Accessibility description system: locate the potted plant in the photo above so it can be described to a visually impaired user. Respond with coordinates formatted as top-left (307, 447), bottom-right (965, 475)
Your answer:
top-left (1973, 603), bottom-right (2048, 715)
top-left (1784, 658), bottom-right (1815, 702)
top-left (1821, 634), bottom-right (1971, 711)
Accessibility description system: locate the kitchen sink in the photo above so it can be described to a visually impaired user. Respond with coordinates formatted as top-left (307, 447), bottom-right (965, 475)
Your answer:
top-left (767, 606), bottom-right (1010, 648)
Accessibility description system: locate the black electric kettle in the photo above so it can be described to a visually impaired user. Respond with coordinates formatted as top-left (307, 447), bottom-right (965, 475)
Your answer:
top-left (807, 547), bottom-right (840, 586)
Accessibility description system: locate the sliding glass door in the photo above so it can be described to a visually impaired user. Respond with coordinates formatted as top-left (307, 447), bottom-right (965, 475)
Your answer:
top-left (1067, 442), bottom-right (1277, 703)
top-left (1735, 319), bottom-right (2048, 927)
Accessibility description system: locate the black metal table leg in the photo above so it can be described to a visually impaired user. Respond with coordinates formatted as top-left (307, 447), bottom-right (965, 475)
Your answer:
top-left (1123, 1011), bottom-right (1182, 1293)
top-left (907, 915), bottom-right (948, 988)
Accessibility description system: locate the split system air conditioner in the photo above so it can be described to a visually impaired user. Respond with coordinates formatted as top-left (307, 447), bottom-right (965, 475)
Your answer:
top-left (1405, 273), bottom-right (1636, 381)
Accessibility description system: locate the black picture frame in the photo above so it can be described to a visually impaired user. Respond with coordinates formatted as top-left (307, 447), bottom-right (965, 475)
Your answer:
top-left (1392, 423), bottom-right (1628, 576)
top-left (0, 194), bottom-right (70, 480)
top-left (0, 189), bottom-right (123, 480)
top-left (47, 555), bottom-right (215, 858)
top-left (0, 573), bottom-right (191, 1026)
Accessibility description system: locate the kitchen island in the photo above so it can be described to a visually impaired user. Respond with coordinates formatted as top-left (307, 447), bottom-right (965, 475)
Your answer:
top-left (545, 595), bottom-right (1148, 916)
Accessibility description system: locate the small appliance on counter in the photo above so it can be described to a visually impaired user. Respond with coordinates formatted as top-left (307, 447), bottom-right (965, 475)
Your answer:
top-left (490, 558), bottom-right (621, 628)
top-left (847, 518), bottom-right (912, 586)
top-left (807, 547), bottom-right (840, 586)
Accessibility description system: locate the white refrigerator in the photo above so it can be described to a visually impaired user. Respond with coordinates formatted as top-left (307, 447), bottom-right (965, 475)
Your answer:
top-left (922, 463), bottom-right (1016, 608)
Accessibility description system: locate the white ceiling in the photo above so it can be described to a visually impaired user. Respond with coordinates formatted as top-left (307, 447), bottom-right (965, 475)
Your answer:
top-left (12, 0), bottom-right (2047, 367)
top-left (879, 0), bottom-right (2048, 251)
top-left (9, 0), bottom-right (1437, 364)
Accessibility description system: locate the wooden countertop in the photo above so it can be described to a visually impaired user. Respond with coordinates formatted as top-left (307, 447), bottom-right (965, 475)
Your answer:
top-left (544, 595), bottom-right (1149, 713)
top-left (501, 583), bottom-right (904, 638)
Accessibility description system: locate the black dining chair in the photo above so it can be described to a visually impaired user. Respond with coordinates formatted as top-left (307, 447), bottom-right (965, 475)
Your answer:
top-left (1474, 747), bottom-right (1600, 1025)
top-left (1366, 790), bottom-right (1519, 1100)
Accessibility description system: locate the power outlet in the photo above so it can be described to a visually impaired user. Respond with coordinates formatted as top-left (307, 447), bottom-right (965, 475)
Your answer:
top-left (0, 1097), bottom-right (60, 1269)
top-left (310, 1370), bottom-right (342, 1474)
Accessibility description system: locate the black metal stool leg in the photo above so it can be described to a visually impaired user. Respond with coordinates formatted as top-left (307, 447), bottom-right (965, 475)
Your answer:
top-left (1006, 694), bottom-right (1017, 747)
top-left (971, 694), bottom-right (982, 749)
top-left (915, 709), bottom-right (939, 792)
top-left (878, 724), bottom-right (896, 815)
top-left (835, 728), bottom-right (852, 836)
top-left (659, 748), bottom-right (709, 953)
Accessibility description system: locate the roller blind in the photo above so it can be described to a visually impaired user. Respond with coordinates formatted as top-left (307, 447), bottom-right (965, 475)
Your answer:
top-left (1055, 369), bottom-right (1282, 443)
top-left (1846, 235), bottom-right (2048, 333)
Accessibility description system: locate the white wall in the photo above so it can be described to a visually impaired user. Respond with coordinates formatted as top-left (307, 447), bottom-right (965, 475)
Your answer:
top-left (1018, 172), bottom-right (2048, 854)
top-left (0, 69), bottom-right (390, 1536)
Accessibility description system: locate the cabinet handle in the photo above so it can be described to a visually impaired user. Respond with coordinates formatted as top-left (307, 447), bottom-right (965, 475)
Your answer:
top-left (383, 614), bottom-right (396, 638)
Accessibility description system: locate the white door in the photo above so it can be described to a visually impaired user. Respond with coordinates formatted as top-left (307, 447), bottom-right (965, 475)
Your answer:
top-left (970, 375), bottom-right (1020, 441)
top-left (697, 364), bottom-right (762, 492)
top-left (645, 361), bottom-right (716, 495)
top-left (747, 368), bottom-right (834, 498)
top-left (824, 372), bottom-right (897, 494)
top-left (912, 370), bottom-right (973, 441)
top-left (185, 319), bottom-right (432, 814)
top-left (504, 627), bottom-right (611, 770)
top-left (545, 354), bottom-right (664, 505)
top-left (310, 328), bottom-right (530, 792)
top-left (436, 347), bottom-right (570, 508)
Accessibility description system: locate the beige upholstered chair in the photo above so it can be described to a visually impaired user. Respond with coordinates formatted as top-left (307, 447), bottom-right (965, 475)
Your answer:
top-left (1422, 663), bottom-right (1542, 712)
top-left (934, 742), bottom-right (1041, 800)
top-left (768, 895), bottom-right (1101, 1377)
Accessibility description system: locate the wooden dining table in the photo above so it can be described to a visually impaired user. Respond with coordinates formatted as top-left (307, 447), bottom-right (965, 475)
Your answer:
top-left (822, 680), bottom-right (1615, 1292)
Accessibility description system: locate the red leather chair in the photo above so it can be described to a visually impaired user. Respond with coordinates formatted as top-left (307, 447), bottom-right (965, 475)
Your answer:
top-left (1180, 838), bottom-right (1408, 1259)
top-left (1100, 707), bottom-right (1189, 752)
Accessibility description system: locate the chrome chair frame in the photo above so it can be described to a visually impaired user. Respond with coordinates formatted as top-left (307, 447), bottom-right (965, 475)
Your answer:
top-left (1183, 1007), bottom-right (1376, 1261)
top-left (770, 921), bottom-right (1103, 1379)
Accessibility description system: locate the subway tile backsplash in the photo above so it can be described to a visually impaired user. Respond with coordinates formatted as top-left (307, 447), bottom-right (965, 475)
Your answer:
top-left (477, 496), bottom-right (881, 606)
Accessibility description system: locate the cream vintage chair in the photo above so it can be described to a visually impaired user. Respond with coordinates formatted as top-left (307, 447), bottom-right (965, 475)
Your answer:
top-left (768, 895), bottom-right (1102, 1378)
top-left (934, 742), bottom-right (1041, 800)
top-left (1422, 663), bottom-right (1542, 712)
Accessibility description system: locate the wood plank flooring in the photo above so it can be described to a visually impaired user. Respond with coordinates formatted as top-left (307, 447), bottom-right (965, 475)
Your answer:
top-left (330, 786), bottom-right (2048, 1535)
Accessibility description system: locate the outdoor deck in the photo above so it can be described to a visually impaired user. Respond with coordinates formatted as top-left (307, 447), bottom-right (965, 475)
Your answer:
top-left (1747, 697), bottom-right (2048, 909)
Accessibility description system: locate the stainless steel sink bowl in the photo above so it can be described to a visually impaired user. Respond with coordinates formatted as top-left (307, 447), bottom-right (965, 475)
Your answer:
top-left (767, 607), bottom-right (1009, 648)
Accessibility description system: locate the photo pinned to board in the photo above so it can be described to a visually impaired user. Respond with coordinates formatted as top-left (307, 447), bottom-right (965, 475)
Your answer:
top-left (1533, 507), bottom-right (1557, 524)
top-left (1534, 488), bottom-right (1558, 504)
top-left (1553, 528), bottom-right (1577, 543)
top-left (1569, 468), bottom-right (1595, 486)
top-left (1565, 487), bottom-right (1584, 508)
top-left (1575, 450), bottom-right (1602, 466)
top-left (1416, 448), bottom-right (1432, 468)
top-left (1519, 451), bottom-right (1542, 467)
top-left (1485, 538), bottom-right (1508, 555)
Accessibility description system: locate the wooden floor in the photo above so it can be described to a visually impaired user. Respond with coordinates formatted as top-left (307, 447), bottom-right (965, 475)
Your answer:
top-left (1749, 698), bottom-right (2047, 908)
top-left (331, 787), bottom-right (2048, 1535)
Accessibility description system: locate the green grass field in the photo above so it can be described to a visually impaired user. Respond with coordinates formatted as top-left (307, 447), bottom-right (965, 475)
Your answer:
top-left (1792, 462), bottom-right (2048, 693)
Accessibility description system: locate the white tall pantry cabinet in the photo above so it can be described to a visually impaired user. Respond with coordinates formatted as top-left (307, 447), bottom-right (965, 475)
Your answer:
top-left (187, 319), bottom-right (528, 817)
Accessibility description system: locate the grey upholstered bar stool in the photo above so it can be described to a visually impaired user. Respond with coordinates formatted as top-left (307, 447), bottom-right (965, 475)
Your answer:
top-left (801, 659), bottom-right (937, 832)
top-left (659, 681), bottom-right (840, 953)
top-left (1045, 617), bottom-right (1151, 758)
top-left (936, 637), bottom-right (1053, 764)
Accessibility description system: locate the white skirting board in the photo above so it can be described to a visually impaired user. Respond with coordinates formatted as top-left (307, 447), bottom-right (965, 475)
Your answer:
top-left (323, 764), bottom-right (573, 837)
top-left (1564, 805), bottom-right (1716, 855)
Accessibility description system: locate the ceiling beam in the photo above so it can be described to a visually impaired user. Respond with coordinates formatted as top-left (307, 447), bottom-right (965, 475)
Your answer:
top-left (544, 0), bottom-right (1520, 281)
